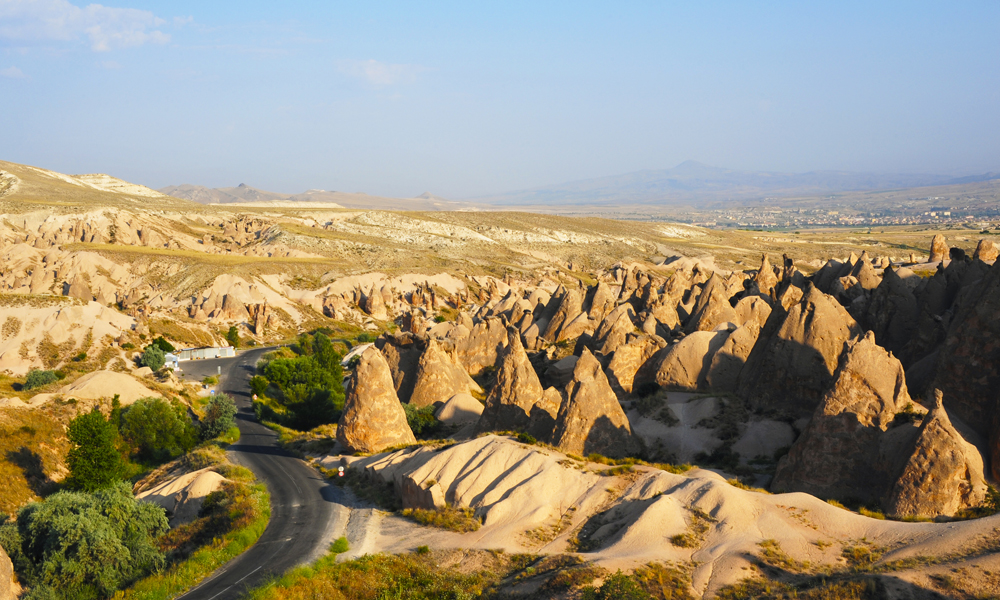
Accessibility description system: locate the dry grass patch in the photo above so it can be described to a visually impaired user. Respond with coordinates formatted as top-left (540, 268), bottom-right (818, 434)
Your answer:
top-left (401, 506), bottom-right (481, 533)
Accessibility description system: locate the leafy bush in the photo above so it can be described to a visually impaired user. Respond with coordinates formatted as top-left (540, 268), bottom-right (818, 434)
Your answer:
top-left (151, 336), bottom-right (175, 353)
top-left (202, 375), bottom-right (218, 386)
top-left (226, 326), bottom-right (240, 349)
top-left (355, 332), bottom-right (376, 343)
top-left (66, 407), bottom-right (127, 491)
top-left (71, 352), bottom-right (87, 362)
top-left (23, 369), bottom-right (58, 390)
top-left (403, 403), bottom-right (438, 436)
top-left (201, 393), bottom-right (238, 440)
top-left (262, 333), bottom-right (344, 431)
top-left (249, 375), bottom-right (269, 397)
top-left (330, 536), bottom-right (350, 554)
top-left (581, 570), bottom-right (653, 600)
top-left (140, 344), bottom-right (165, 371)
top-left (433, 315), bottom-right (446, 323)
top-left (120, 397), bottom-right (198, 462)
top-left (5, 482), bottom-right (168, 600)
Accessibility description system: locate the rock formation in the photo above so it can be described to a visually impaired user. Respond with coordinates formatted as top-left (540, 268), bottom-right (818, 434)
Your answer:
top-left (685, 273), bottom-right (737, 333)
top-left (452, 316), bottom-right (508, 375)
top-left (750, 254), bottom-right (778, 297)
top-left (929, 234), bottom-right (948, 263)
top-left (408, 339), bottom-right (482, 407)
top-left (605, 335), bottom-right (660, 397)
top-left (0, 544), bottom-right (14, 600)
top-left (376, 333), bottom-right (425, 402)
top-left (476, 327), bottom-right (556, 438)
top-left (551, 349), bottom-right (638, 458)
top-left (434, 393), bottom-right (484, 425)
top-left (337, 346), bottom-right (416, 453)
top-left (772, 332), bottom-right (914, 502)
top-left (646, 330), bottom-right (729, 391)
top-left (864, 265), bottom-right (918, 355)
top-left (362, 285), bottom-right (389, 320)
top-left (974, 239), bottom-right (999, 262)
top-left (542, 288), bottom-right (584, 342)
top-left (591, 304), bottom-right (636, 355)
top-left (705, 321), bottom-right (762, 392)
top-left (884, 390), bottom-right (987, 518)
top-left (739, 284), bottom-right (862, 415)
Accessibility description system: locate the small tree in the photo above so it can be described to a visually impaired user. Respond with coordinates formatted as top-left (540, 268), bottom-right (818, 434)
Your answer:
top-left (120, 397), bottom-right (198, 461)
top-left (66, 407), bottom-right (126, 492)
top-left (202, 393), bottom-right (238, 440)
top-left (249, 375), bottom-right (269, 398)
top-left (226, 326), bottom-right (240, 349)
top-left (140, 344), bottom-right (165, 371)
top-left (151, 336), bottom-right (175, 353)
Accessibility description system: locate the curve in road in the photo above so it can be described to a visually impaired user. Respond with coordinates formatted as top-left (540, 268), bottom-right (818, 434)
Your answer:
top-left (174, 348), bottom-right (343, 600)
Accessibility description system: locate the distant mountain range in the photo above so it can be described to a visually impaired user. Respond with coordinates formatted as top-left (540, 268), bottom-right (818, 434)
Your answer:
top-left (160, 162), bottom-right (1000, 210)
top-left (158, 183), bottom-right (469, 211)
top-left (472, 161), bottom-right (1000, 206)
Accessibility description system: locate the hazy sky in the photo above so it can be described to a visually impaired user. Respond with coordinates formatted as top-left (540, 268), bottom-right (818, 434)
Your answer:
top-left (2, 1), bottom-right (999, 198)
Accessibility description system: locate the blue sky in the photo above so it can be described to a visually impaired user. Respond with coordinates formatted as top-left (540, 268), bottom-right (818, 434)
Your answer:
top-left (1, 1), bottom-right (999, 198)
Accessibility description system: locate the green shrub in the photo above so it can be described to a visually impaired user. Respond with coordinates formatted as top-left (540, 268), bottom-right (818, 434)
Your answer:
top-left (330, 536), bottom-right (350, 554)
top-left (262, 333), bottom-right (344, 431)
top-left (23, 369), bottom-right (58, 390)
top-left (226, 326), bottom-right (240, 349)
top-left (249, 375), bottom-right (269, 397)
top-left (516, 432), bottom-right (537, 445)
top-left (140, 344), bottom-right (165, 371)
top-left (121, 397), bottom-right (198, 462)
top-left (355, 332), bottom-right (375, 343)
top-left (581, 570), bottom-right (653, 600)
top-left (151, 336), bottom-right (175, 353)
top-left (201, 393), bottom-right (238, 440)
top-left (202, 375), bottom-right (218, 386)
top-left (433, 315), bottom-right (446, 323)
top-left (66, 406), bottom-right (127, 491)
top-left (11, 482), bottom-right (168, 600)
top-left (401, 506), bottom-right (481, 532)
top-left (71, 352), bottom-right (87, 362)
top-left (403, 402), bottom-right (438, 436)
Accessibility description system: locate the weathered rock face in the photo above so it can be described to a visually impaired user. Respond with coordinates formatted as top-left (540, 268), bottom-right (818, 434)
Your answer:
top-left (928, 260), bottom-right (1000, 478)
top-left (739, 284), bottom-right (863, 415)
top-left (605, 335), bottom-right (660, 398)
top-left (551, 349), bottom-right (638, 458)
top-left (435, 393), bottom-right (484, 425)
top-left (974, 239), bottom-right (999, 262)
top-left (929, 234), bottom-right (948, 263)
top-left (408, 339), bottom-right (482, 408)
top-left (733, 295), bottom-right (771, 329)
top-left (591, 304), bottom-right (636, 356)
top-left (452, 316), bottom-right (508, 376)
top-left (337, 347), bottom-right (416, 454)
top-left (705, 321), bottom-right (762, 392)
top-left (542, 288), bottom-right (584, 343)
top-left (646, 330), bottom-right (729, 391)
top-left (772, 332), bottom-right (915, 502)
top-left (685, 273), bottom-right (737, 333)
top-left (865, 267), bottom-right (915, 347)
top-left (851, 256), bottom-right (881, 290)
top-left (751, 254), bottom-right (779, 297)
top-left (884, 390), bottom-right (987, 517)
top-left (376, 333), bottom-right (425, 402)
top-left (0, 543), bottom-right (15, 600)
top-left (588, 281), bottom-right (617, 321)
top-left (362, 285), bottom-right (389, 320)
top-left (476, 327), bottom-right (554, 438)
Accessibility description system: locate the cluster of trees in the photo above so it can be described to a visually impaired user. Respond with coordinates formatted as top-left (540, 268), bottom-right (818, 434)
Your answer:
top-left (139, 336), bottom-right (176, 371)
top-left (0, 483), bottom-right (168, 600)
top-left (251, 332), bottom-right (345, 431)
top-left (67, 394), bottom-right (237, 491)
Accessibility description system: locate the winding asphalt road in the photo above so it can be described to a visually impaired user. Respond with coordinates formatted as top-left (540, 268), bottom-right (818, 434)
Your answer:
top-left (173, 348), bottom-right (341, 600)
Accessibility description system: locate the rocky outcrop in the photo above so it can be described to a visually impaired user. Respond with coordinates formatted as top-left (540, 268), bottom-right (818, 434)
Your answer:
top-left (551, 349), bottom-right (638, 458)
top-left (685, 273), bottom-right (737, 333)
top-left (750, 254), bottom-right (778, 297)
top-left (884, 390), bottom-right (987, 517)
top-left (376, 333), bottom-right (425, 402)
top-left (705, 321), bottom-right (762, 392)
top-left (452, 316), bottom-right (508, 375)
top-left (929, 234), bottom-right (948, 263)
top-left (739, 284), bottom-right (862, 415)
top-left (772, 332), bottom-right (914, 502)
top-left (0, 543), bottom-right (15, 600)
top-left (337, 347), bottom-right (416, 453)
top-left (974, 239), bottom-right (999, 262)
top-left (733, 295), bottom-right (771, 329)
top-left (591, 304), bottom-right (636, 356)
top-left (646, 330), bottom-right (729, 391)
top-left (435, 393), bottom-right (484, 425)
top-left (588, 281), bottom-right (617, 321)
top-left (362, 285), bottom-right (389, 320)
top-left (542, 288), bottom-right (584, 342)
top-left (605, 335), bottom-right (660, 397)
top-left (864, 266), bottom-right (918, 355)
top-left (850, 254), bottom-right (881, 290)
top-left (408, 339), bottom-right (482, 407)
top-left (476, 327), bottom-right (555, 438)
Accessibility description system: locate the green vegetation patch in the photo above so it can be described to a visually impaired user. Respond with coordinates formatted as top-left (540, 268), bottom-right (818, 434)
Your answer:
top-left (401, 506), bottom-right (481, 533)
